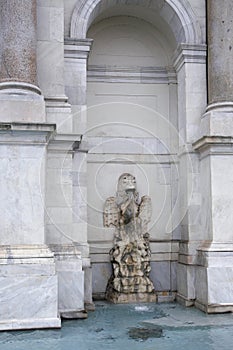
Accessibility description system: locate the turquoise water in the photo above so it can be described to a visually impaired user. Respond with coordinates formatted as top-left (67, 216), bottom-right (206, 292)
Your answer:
top-left (1, 303), bottom-right (233, 350)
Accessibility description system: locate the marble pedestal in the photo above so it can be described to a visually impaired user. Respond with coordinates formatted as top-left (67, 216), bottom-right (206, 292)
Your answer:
top-left (51, 245), bottom-right (86, 319)
top-left (0, 245), bottom-right (60, 331)
top-left (195, 244), bottom-right (233, 313)
top-left (193, 106), bottom-right (233, 313)
top-left (0, 83), bottom-right (46, 123)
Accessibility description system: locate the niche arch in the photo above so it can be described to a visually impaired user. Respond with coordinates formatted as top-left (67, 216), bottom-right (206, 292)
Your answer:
top-left (70, 0), bottom-right (202, 45)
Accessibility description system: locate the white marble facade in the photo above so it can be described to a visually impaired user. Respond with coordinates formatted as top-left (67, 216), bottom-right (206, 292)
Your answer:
top-left (0, 0), bottom-right (233, 331)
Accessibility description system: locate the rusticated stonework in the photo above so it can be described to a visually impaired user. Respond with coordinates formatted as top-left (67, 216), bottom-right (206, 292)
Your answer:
top-left (104, 173), bottom-right (157, 303)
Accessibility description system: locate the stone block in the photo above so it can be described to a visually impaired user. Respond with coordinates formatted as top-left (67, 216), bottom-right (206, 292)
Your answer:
top-left (51, 245), bottom-right (86, 317)
top-left (177, 263), bottom-right (195, 301)
top-left (150, 261), bottom-right (170, 292)
top-left (0, 246), bottom-right (60, 331)
top-left (171, 261), bottom-right (177, 291)
top-left (92, 262), bottom-right (112, 296)
top-left (0, 95), bottom-right (46, 123)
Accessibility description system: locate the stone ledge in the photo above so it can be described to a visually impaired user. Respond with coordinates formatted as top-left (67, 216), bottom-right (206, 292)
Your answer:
top-left (0, 122), bottom-right (55, 132)
top-left (0, 122), bottom-right (56, 144)
top-left (195, 300), bottom-right (233, 314)
top-left (193, 136), bottom-right (233, 151)
top-left (106, 291), bottom-right (157, 304)
top-left (173, 44), bottom-right (207, 72)
top-left (0, 245), bottom-right (55, 261)
top-left (176, 293), bottom-right (195, 307)
top-left (64, 38), bottom-right (93, 60)
top-left (0, 318), bottom-right (61, 331)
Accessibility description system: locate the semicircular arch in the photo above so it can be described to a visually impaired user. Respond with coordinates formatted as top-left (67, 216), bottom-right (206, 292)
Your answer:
top-left (70, 0), bottom-right (202, 45)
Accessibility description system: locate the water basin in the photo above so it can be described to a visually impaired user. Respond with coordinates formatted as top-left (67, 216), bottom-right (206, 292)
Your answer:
top-left (1, 302), bottom-right (233, 350)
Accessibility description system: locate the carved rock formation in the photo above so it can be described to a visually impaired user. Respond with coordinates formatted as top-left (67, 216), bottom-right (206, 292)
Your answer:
top-left (104, 173), bottom-right (157, 303)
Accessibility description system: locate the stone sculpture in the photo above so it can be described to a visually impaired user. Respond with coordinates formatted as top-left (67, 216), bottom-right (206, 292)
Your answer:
top-left (104, 173), bottom-right (157, 303)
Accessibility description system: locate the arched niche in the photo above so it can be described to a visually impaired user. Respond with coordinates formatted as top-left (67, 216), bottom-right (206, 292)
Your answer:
top-left (65, 0), bottom-right (206, 300)
top-left (86, 14), bottom-right (177, 140)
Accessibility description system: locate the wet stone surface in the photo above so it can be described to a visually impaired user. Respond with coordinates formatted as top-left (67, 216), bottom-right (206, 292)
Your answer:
top-left (1, 302), bottom-right (233, 350)
top-left (128, 325), bottom-right (163, 341)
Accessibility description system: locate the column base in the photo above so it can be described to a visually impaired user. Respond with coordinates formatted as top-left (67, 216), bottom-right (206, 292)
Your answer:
top-left (200, 102), bottom-right (233, 137)
top-left (195, 243), bottom-right (233, 313)
top-left (0, 81), bottom-right (45, 123)
top-left (195, 300), bottom-right (233, 314)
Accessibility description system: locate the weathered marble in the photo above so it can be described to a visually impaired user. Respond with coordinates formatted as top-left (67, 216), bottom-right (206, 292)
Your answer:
top-left (0, 245), bottom-right (60, 330)
top-left (190, 0), bottom-right (233, 313)
top-left (51, 245), bottom-right (86, 319)
top-left (1, 0), bottom-right (232, 327)
top-left (104, 174), bottom-right (156, 303)
top-left (0, 123), bottom-right (55, 245)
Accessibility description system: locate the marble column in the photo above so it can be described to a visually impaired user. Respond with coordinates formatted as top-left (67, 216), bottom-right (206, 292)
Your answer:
top-left (194, 0), bottom-right (233, 313)
top-left (0, 0), bottom-right (45, 122)
top-left (207, 0), bottom-right (233, 106)
top-left (0, 0), bottom-right (37, 86)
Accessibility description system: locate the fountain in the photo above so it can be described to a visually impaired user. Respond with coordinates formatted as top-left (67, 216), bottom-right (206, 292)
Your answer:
top-left (104, 173), bottom-right (157, 303)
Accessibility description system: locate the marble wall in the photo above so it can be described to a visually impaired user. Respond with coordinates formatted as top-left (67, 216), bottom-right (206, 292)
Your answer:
top-left (2, 0), bottom-right (233, 331)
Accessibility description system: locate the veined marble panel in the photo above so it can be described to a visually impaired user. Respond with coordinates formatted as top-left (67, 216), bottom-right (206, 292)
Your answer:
top-left (0, 245), bottom-right (60, 330)
top-left (51, 245), bottom-right (86, 318)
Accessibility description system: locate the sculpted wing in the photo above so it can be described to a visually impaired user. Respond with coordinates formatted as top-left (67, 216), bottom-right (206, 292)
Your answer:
top-left (103, 196), bottom-right (119, 227)
top-left (139, 195), bottom-right (152, 234)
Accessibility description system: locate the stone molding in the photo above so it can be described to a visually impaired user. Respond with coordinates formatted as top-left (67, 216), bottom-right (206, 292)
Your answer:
top-left (45, 96), bottom-right (71, 109)
top-left (0, 122), bottom-right (56, 145)
top-left (173, 44), bottom-right (207, 72)
top-left (64, 38), bottom-right (93, 60)
top-left (198, 242), bottom-right (233, 252)
top-left (49, 244), bottom-right (82, 259)
top-left (193, 136), bottom-right (233, 159)
top-left (70, 0), bottom-right (202, 45)
top-left (178, 241), bottom-right (203, 265)
top-left (87, 153), bottom-right (177, 164)
top-left (87, 65), bottom-right (177, 84)
top-left (206, 101), bottom-right (233, 113)
top-left (0, 245), bottom-right (55, 263)
top-left (0, 81), bottom-right (42, 96)
top-left (48, 133), bottom-right (82, 153)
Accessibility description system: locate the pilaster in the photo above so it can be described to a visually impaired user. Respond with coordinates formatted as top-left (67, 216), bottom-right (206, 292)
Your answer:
top-left (173, 43), bottom-right (207, 306)
top-left (37, 0), bottom-right (72, 133)
top-left (64, 38), bottom-right (93, 134)
top-left (64, 38), bottom-right (94, 309)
